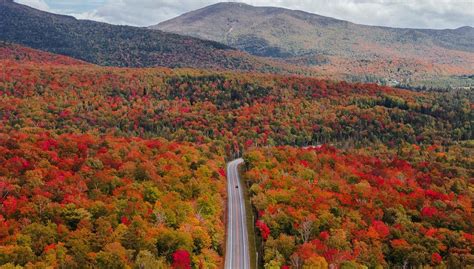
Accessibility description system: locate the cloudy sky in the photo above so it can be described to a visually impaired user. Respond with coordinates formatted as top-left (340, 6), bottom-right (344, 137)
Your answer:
top-left (15, 0), bottom-right (474, 29)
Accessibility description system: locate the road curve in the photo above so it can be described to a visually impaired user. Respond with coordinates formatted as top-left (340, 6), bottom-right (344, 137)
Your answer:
top-left (225, 158), bottom-right (251, 269)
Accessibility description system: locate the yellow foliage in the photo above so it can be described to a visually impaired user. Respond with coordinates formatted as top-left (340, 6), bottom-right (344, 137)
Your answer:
top-left (303, 256), bottom-right (328, 269)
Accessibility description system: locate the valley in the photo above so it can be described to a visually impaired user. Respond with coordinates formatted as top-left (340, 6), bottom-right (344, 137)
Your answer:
top-left (0, 1), bottom-right (472, 268)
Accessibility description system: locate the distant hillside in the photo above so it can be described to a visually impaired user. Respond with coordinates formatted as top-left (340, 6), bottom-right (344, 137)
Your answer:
top-left (0, 0), bottom-right (292, 72)
top-left (154, 2), bottom-right (474, 85)
top-left (154, 2), bottom-right (474, 57)
top-left (0, 42), bottom-right (89, 65)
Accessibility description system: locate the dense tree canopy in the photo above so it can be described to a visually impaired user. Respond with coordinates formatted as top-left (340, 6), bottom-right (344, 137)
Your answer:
top-left (0, 130), bottom-right (226, 268)
top-left (0, 44), bottom-right (472, 268)
top-left (243, 144), bottom-right (473, 268)
top-left (1, 49), bottom-right (471, 156)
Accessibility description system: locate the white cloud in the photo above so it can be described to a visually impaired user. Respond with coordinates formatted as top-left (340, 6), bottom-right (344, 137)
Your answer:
top-left (241, 0), bottom-right (474, 29)
top-left (16, 0), bottom-right (50, 11)
top-left (90, 0), bottom-right (219, 26)
top-left (15, 0), bottom-right (474, 29)
top-left (68, 10), bottom-right (107, 23)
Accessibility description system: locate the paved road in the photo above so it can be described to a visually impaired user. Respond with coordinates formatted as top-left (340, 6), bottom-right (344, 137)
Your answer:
top-left (225, 158), bottom-right (251, 269)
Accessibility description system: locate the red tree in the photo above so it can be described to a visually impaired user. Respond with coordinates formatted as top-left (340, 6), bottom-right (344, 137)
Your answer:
top-left (256, 220), bottom-right (270, 240)
top-left (172, 250), bottom-right (191, 269)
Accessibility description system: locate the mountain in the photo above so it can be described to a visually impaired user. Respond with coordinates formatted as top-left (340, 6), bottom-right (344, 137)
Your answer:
top-left (155, 3), bottom-right (473, 57)
top-left (0, 0), bottom-right (295, 72)
top-left (154, 2), bottom-right (474, 85)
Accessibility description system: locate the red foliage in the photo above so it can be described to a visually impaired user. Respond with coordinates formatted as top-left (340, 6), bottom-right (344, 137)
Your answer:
top-left (425, 189), bottom-right (448, 201)
top-left (39, 139), bottom-right (58, 151)
top-left (431, 253), bottom-right (442, 264)
top-left (44, 243), bottom-right (57, 253)
top-left (218, 168), bottom-right (226, 178)
top-left (0, 43), bottom-right (88, 65)
top-left (425, 228), bottom-right (437, 238)
top-left (300, 160), bottom-right (309, 168)
top-left (0, 41), bottom-right (471, 269)
top-left (6, 156), bottom-right (30, 173)
top-left (319, 231), bottom-right (330, 241)
top-left (0, 130), bottom-right (227, 266)
top-left (244, 146), bottom-right (473, 267)
top-left (463, 233), bottom-right (474, 243)
top-left (256, 220), bottom-right (270, 240)
top-left (2, 196), bottom-right (18, 216)
top-left (172, 250), bottom-right (191, 269)
top-left (391, 239), bottom-right (409, 248)
top-left (421, 206), bottom-right (438, 217)
top-left (245, 139), bottom-right (253, 148)
top-left (372, 220), bottom-right (390, 238)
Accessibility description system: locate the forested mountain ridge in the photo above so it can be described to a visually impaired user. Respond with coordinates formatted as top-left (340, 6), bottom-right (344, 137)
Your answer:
top-left (0, 0), bottom-right (299, 73)
top-left (154, 2), bottom-right (474, 87)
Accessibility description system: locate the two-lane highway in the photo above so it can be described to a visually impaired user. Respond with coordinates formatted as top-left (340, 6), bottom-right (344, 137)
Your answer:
top-left (225, 158), bottom-right (251, 269)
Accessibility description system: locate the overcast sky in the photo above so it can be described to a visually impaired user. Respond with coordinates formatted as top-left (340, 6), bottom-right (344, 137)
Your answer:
top-left (15, 0), bottom-right (474, 29)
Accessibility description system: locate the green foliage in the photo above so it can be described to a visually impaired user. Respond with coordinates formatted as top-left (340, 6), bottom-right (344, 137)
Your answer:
top-left (155, 229), bottom-right (193, 260)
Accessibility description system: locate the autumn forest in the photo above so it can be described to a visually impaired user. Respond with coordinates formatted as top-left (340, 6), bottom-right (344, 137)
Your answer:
top-left (0, 40), bottom-right (472, 269)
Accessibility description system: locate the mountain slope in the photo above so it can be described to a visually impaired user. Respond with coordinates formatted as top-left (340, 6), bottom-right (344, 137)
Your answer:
top-left (154, 2), bottom-right (474, 85)
top-left (155, 2), bottom-right (474, 57)
top-left (0, 42), bottom-right (89, 65)
top-left (0, 0), bottom-right (292, 72)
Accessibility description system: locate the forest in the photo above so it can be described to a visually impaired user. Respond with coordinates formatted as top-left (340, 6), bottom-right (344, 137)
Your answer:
top-left (1, 44), bottom-right (471, 151)
top-left (0, 131), bottom-right (226, 268)
top-left (243, 144), bottom-right (473, 268)
top-left (0, 44), bottom-right (472, 268)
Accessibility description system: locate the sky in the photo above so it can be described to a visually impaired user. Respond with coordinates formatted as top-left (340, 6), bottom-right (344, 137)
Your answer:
top-left (15, 0), bottom-right (474, 29)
